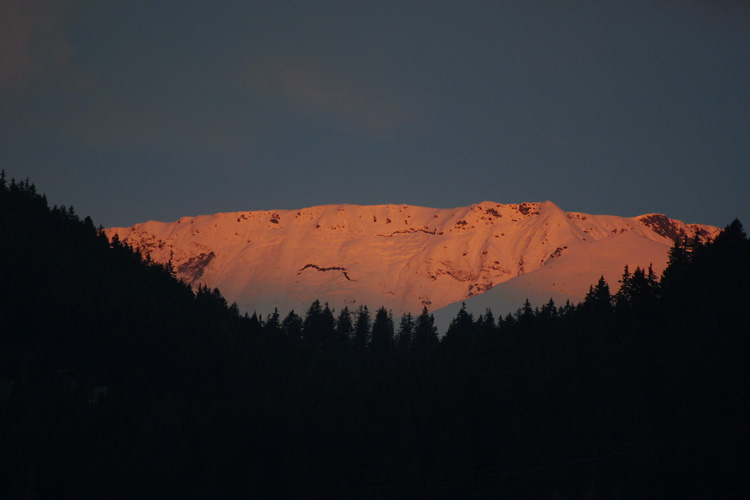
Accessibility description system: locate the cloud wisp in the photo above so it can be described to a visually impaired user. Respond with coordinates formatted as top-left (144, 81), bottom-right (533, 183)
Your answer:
top-left (246, 57), bottom-right (430, 139)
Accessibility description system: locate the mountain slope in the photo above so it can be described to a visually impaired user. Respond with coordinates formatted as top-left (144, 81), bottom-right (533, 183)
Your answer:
top-left (106, 201), bottom-right (718, 317)
top-left (433, 230), bottom-right (673, 330)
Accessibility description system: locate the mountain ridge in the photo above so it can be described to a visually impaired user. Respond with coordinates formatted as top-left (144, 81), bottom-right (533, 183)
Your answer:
top-left (106, 201), bottom-right (718, 318)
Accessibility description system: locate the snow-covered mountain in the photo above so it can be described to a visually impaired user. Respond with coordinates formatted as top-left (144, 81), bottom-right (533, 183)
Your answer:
top-left (105, 201), bottom-right (718, 321)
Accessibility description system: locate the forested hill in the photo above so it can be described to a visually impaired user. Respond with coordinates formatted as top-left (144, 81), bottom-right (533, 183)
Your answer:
top-left (1, 176), bottom-right (261, 498)
top-left (2, 175), bottom-right (749, 499)
top-left (1, 175), bottom-right (249, 389)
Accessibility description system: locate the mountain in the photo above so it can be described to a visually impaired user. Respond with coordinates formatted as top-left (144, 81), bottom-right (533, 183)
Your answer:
top-left (432, 229), bottom-right (673, 329)
top-left (106, 201), bottom-right (718, 319)
top-left (5, 176), bottom-right (748, 498)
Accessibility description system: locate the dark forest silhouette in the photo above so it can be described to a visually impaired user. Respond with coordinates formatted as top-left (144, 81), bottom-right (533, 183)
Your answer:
top-left (2, 173), bottom-right (749, 499)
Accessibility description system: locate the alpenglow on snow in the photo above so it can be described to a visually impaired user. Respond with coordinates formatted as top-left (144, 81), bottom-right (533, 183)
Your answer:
top-left (106, 201), bottom-right (718, 319)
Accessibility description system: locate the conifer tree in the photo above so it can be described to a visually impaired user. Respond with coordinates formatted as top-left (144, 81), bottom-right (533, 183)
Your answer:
top-left (352, 305), bottom-right (371, 354)
top-left (444, 302), bottom-right (474, 350)
top-left (321, 303), bottom-right (335, 342)
top-left (302, 300), bottom-right (330, 346)
top-left (540, 298), bottom-right (558, 321)
top-left (396, 313), bottom-right (414, 357)
top-left (412, 307), bottom-right (439, 360)
top-left (264, 308), bottom-right (282, 336)
top-left (247, 312), bottom-right (262, 332)
top-left (282, 310), bottom-right (303, 340)
top-left (476, 309), bottom-right (497, 341)
top-left (516, 298), bottom-right (535, 328)
top-left (615, 265), bottom-right (632, 311)
top-left (584, 276), bottom-right (612, 314)
top-left (370, 306), bottom-right (395, 360)
top-left (334, 307), bottom-right (354, 347)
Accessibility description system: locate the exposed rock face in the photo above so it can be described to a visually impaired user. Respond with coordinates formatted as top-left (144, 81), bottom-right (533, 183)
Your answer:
top-left (176, 252), bottom-right (215, 282)
top-left (106, 201), bottom-right (718, 316)
top-left (637, 213), bottom-right (714, 242)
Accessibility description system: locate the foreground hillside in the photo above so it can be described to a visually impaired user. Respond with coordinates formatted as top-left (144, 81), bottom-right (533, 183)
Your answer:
top-left (106, 201), bottom-right (717, 317)
top-left (2, 176), bottom-right (748, 499)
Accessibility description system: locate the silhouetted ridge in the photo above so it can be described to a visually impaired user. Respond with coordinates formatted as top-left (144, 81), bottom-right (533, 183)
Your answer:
top-left (2, 173), bottom-right (748, 499)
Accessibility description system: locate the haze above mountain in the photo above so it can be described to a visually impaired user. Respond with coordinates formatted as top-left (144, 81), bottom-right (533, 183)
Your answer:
top-left (106, 201), bottom-right (718, 322)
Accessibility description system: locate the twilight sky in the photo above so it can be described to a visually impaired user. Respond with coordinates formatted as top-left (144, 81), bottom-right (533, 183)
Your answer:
top-left (2, 0), bottom-right (749, 229)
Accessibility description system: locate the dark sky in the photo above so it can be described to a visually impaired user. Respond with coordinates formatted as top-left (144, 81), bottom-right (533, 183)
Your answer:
top-left (2, 0), bottom-right (749, 228)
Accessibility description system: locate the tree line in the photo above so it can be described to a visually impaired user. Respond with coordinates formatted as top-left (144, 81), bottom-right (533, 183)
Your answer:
top-left (2, 173), bottom-right (748, 499)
